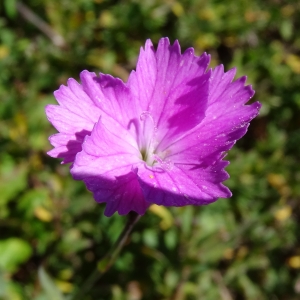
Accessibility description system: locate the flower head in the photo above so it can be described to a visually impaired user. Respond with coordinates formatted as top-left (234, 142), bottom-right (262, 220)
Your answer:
top-left (45, 38), bottom-right (261, 216)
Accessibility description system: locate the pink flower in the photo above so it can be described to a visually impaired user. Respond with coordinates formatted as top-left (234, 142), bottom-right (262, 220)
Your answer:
top-left (45, 38), bottom-right (261, 216)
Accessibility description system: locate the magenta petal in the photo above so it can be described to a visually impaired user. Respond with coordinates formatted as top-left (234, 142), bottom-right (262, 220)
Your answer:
top-left (80, 71), bottom-right (140, 129)
top-left (54, 78), bottom-right (101, 122)
top-left (45, 77), bottom-right (102, 163)
top-left (138, 160), bottom-right (231, 206)
top-left (71, 120), bottom-right (149, 216)
top-left (47, 131), bottom-right (89, 164)
top-left (82, 171), bottom-right (149, 217)
top-left (128, 38), bottom-right (211, 146)
top-left (164, 67), bottom-right (261, 165)
top-left (71, 120), bottom-right (141, 180)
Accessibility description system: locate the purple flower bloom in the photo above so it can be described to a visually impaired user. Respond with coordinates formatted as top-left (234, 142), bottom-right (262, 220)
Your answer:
top-left (45, 38), bottom-right (261, 216)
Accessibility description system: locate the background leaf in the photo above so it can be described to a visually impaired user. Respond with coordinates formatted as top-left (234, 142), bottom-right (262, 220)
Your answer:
top-left (0, 238), bottom-right (32, 273)
top-left (0, 0), bottom-right (299, 299)
top-left (38, 267), bottom-right (66, 300)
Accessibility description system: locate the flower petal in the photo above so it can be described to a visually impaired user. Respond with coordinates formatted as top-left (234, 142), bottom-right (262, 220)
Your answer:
top-left (71, 119), bottom-right (141, 180)
top-left (71, 120), bottom-right (149, 216)
top-left (138, 160), bottom-right (231, 206)
top-left (45, 77), bottom-right (101, 163)
top-left (47, 131), bottom-right (89, 164)
top-left (128, 38), bottom-right (211, 148)
top-left (79, 171), bottom-right (149, 217)
top-left (162, 66), bottom-right (261, 165)
top-left (80, 71), bottom-right (140, 130)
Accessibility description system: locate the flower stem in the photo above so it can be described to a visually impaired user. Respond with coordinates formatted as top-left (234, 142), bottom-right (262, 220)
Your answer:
top-left (71, 211), bottom-right (141, 300)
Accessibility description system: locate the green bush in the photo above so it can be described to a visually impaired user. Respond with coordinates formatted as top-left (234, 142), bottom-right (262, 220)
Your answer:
top-left (0, 0), bottom-right (299, 299)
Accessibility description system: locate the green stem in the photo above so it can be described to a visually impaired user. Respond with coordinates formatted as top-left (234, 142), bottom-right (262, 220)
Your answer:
top-left (71, 212), bottom-right (141, 300)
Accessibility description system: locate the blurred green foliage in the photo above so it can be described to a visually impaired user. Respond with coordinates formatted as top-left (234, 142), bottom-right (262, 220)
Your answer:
top-left (0, 0), bottom-right (299, 299)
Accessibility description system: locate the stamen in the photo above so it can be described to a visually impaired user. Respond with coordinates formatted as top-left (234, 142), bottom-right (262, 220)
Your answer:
top-left (127, 111), bottom-right (167, 165)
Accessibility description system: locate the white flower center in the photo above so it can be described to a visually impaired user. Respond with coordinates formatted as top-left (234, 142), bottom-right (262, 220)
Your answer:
top-left (128, 111), bottom-right (158, 165)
